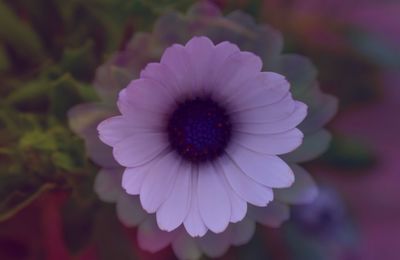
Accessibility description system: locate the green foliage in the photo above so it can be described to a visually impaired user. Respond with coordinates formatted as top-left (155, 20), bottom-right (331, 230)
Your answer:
top-left (321, 134), bottom-right (376, 170)
top-left (0, 1), bottom-right (45, 63)
top-left (0, 0), bottom-right (187, 228)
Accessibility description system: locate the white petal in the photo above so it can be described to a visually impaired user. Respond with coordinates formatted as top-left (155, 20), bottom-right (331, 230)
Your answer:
top-left (227, 186), bottom-right (247, 223)
top-left (225, 72), bottom-right (290, 110)
top-left (112, 133), bottom-right (168, 167)
top-left (118, 78), bottom-right (175, 114)
top-left (202, 41), bottom-right (240, 93)
top-left (248, 201), bottom-right (289, 227)
top-left (226, 144), bottom-right (294, 188)
top-left (140, 152), bottom-right (181, 213)
top-left (234, 101), bottom-right (307, 134)
top-left (214, 163), bottom-right (247, 223)
top-left (137, 217), bottom-right (178, 253)
top-left (233, 128), bottom-right (304, 155)
top-left (184, 168), bottom-right (208, 237)
top-left (212, 51), bottom-right (262, 99)
top-left (156, 162), bottom-right (192, 231)
top-left (122, 163), bottom-right (152, 195)
top-left (94, 168), bottom-right (124, 203)
top-left (185, 36), bottom-right (216, 92)
top-left (140, 62), bottom-right (182, 95)
top-left (275, 164), bottom-right (318, 204)
top-left (231, 93), bottom-right (296, 123)
top-left (98, 115), bottom-right (160, 146)
top-left (219, 156), bottom-right (273, 207)
top-left (160, 43), bottom-right (196, 93)
top-left (116, 194), bottom-right (146, 227)
top-left (197, 163), bottom-right (231, 233)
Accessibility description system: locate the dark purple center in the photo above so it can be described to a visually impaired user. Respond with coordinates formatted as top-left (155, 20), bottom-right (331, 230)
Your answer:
top-left (167, 97), bottom-right (232, 163)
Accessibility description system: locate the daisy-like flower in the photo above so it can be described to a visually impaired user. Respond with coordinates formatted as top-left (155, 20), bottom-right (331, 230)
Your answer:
top-left (97, 36), bottom-right (307, 235)
top-left (68, 2), bottom-right (337, 258)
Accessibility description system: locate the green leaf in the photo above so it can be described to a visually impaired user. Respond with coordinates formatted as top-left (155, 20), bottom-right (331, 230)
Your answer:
top-left (60, 40), bottom-right (97, 81)
top-left (50, 74), bottom-right (97, 120)
top-left (19, 130), bottom-right (57, 152)
top-left (321, 134), bottom-right (376, 170)
top-left (0, 1), bottom-right (44, 62)
top-left (5, 79), bottom-right (51, 112)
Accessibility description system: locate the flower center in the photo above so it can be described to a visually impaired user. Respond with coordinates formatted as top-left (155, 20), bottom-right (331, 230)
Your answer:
top-left (167, 97), bottom-right (232, 163)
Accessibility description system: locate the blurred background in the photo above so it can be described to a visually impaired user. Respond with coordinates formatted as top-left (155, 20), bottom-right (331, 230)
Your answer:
top-left (0, 0), bottom-right (399, 259)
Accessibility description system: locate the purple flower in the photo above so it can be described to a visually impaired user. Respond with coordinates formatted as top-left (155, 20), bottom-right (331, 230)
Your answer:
top-left (97, 36), bottom-right (306, 235)
top-left (68, 1), bottom-right (337, 258)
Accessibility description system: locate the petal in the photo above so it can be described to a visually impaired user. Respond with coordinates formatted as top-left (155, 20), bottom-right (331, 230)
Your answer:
top-left (140, 62), bottom-right (182, 95)
top-left (300, 93), bottom-right (338, 133)
top-left (187, 1), bottom-right (222, 17)
top-left (160, 43), bottom-right (196, 93)
top-left (226, 186), bottom-right (247, 223)
top-left (68, 102), bottom-right (115, 138)
top-left (212, 51), bottom-right (262, 99)
top-left (94, 168), bottom-right (124, 203)
top-left (275, 164), bottom-right (318, 204)
top-left (225, 72), bottom-right (290, 110)
top-left (157, 162), bottom-right (192, 231)
top-left (122, 163), bottom-right (152, 195)
top-left (219, 156), bottom-right (273, 207)
top-left (272, 54), bottom-right (317, 96)
top-left (283, 129), bottom-right (332, 163)
top-left (233, 128), bottom-right (304, 155)
top-left (226, 144), bottom-right (294, 188)
top-left (231, 93), bottom-right (296, 123)
top-left (214, 163), bottom-right (247, 223)
top-left (234, 101), bottom-right (307, 134)
top-left (68, 103), bottom-right (119, 168)
top-left (140, 152), bottom-right (181, 213)
top-left (112, 133), bottom-right (168, 167)
top-left (248, 201), bottom-right (290, 227)
top-left (171, 232), bottom-right (202, 260)
top-left (118, 78), bottom-right (175, 115)
top-left (202, 41), bottom-right (240, 93)
top-left (184, 168), bottom-right (208, 237)
top-left (197, 163), bottom-right (231, 233)
top-left (98, 115), bottom-right (161, 146)
top-left (230, 218), bottom-right (256, 246)
top-left (185, 36), bottom-right (216, 91)
top-left (93, 61), bottom-right (134, 104)
top-left (86, 134), bottom-right (119, 168)
top-left (137, 217), bottom-right (178, 253)
top-left (116, 194), bottom-right (147, 227)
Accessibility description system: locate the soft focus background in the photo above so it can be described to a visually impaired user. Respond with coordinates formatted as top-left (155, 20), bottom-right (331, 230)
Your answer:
top-left (0, 0), bottom-right (399, 259)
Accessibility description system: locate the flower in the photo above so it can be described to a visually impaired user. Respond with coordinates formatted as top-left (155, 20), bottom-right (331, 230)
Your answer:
top-left (68, 1), bottom-right (337, 258)
top-left (287, 186), bottom-right (356, 259)
top-left (97, 35), bottom-right (306, 235)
